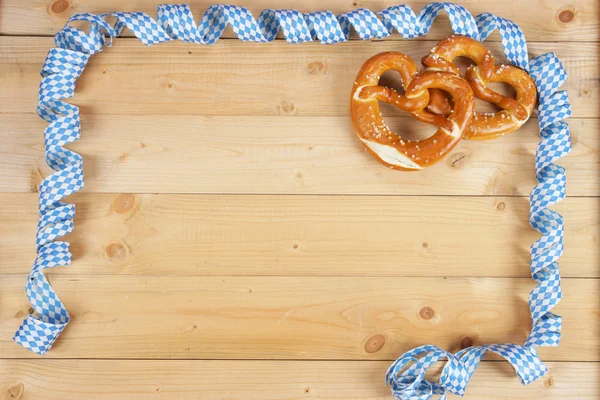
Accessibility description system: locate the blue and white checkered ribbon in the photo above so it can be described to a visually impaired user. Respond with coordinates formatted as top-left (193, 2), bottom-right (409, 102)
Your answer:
top-left (15, 2), bottom-right (570, 398)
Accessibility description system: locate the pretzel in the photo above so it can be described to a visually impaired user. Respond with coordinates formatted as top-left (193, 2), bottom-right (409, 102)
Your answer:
top-left (350, 52), bottom-right (474, 171)
top-left (422, 35), bottom-right (537, 140)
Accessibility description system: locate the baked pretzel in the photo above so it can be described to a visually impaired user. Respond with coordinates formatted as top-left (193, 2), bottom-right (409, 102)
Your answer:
top-left (350, 52), bottom-right (474, 171)
top-left (422, 35), bottom-right (537, 140)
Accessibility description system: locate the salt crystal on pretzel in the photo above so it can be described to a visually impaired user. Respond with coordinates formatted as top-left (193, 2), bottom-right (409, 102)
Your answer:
top-left (350, 51), bottom-right (474, 171)
top-left (423, 35), bottom-right (537, 140)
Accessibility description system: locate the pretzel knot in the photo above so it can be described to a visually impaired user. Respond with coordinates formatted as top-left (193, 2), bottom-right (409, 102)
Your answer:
top-left (351, 52), bottom-right (474, 171)
top-left (423, 35), bottom-right (537, 140)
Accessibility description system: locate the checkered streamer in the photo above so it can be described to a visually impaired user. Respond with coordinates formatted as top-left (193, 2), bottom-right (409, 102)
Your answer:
top-left (15, 2), bottom-right (570, 398)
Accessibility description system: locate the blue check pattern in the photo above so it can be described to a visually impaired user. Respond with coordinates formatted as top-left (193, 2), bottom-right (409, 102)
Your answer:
top-left (15, 3), bottom-right (570, 399)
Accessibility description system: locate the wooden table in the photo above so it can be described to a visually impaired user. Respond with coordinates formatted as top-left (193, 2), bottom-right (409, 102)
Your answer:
top-left (1, 1), bottom-right (598, 398)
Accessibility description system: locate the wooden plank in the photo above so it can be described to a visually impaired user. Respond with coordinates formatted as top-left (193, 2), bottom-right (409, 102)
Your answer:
top-left (1, 114), bottom-right (597, 195)
top-left (0, 38), bottom-right (596, 118)
top-left (1, 275), bottom-right (597, 360)
top-left (1, 194), bottom-right (597, 278)
top-left (1, 0), bottom-right (597, 42)
top-left (0, 360), bottom-right (597, 399)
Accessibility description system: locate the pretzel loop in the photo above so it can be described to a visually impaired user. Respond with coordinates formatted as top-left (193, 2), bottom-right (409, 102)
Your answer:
top-left (351, 52), bottom-right (474, 171)
top-left (423, 35), bottom-right (537, 140)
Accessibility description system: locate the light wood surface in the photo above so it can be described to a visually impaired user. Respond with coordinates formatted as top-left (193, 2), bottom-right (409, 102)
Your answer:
top-left (0, 360), bottom-right (598, 399)
top-left (1, 38), bottom-right (598, 118)
top-left (2, 276), bottom-right (598, 360)
top-left (1, 194), bottom-right (598, 277)
top-left (1, 114), bottom-right (598, 195)
top-left (0, 0), bottom-right (598, 399)
top-left (1, 0), bottom-right (597, 42)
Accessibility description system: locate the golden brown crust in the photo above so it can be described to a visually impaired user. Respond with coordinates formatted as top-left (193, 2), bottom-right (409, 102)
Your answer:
top-left (422, 35), bottom-right (537, 140)
top-left (350, 52), bottom-right (474, 171)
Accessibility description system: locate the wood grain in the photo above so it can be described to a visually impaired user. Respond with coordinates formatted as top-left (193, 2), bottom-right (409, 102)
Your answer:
top-left (1, 0), bottom-right (598, 398)
top-left (0, 360), bottom-right (597, 399)
top-left (1, 275), bottom-right (597, 360)
top-left (1, 114), bottom-right (598, 195)
top-left (1, 0), bottom-right (597, 42)
top-left (1, 38), bottom-right (597, 118)
top-left (1, 194), bottom-right (598, 277)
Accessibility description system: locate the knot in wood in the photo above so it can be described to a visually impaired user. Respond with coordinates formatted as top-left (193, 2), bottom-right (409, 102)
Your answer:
top-left (50, 0), bottom-right (69, 14)
top-left (364, 334), bottom-right (386, 353)
top-left (419, 306), bottom-right (435, 320)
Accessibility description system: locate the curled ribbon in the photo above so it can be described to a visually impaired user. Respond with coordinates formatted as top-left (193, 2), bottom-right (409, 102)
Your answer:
top-left (14, 3), bottom-right (571, 398)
